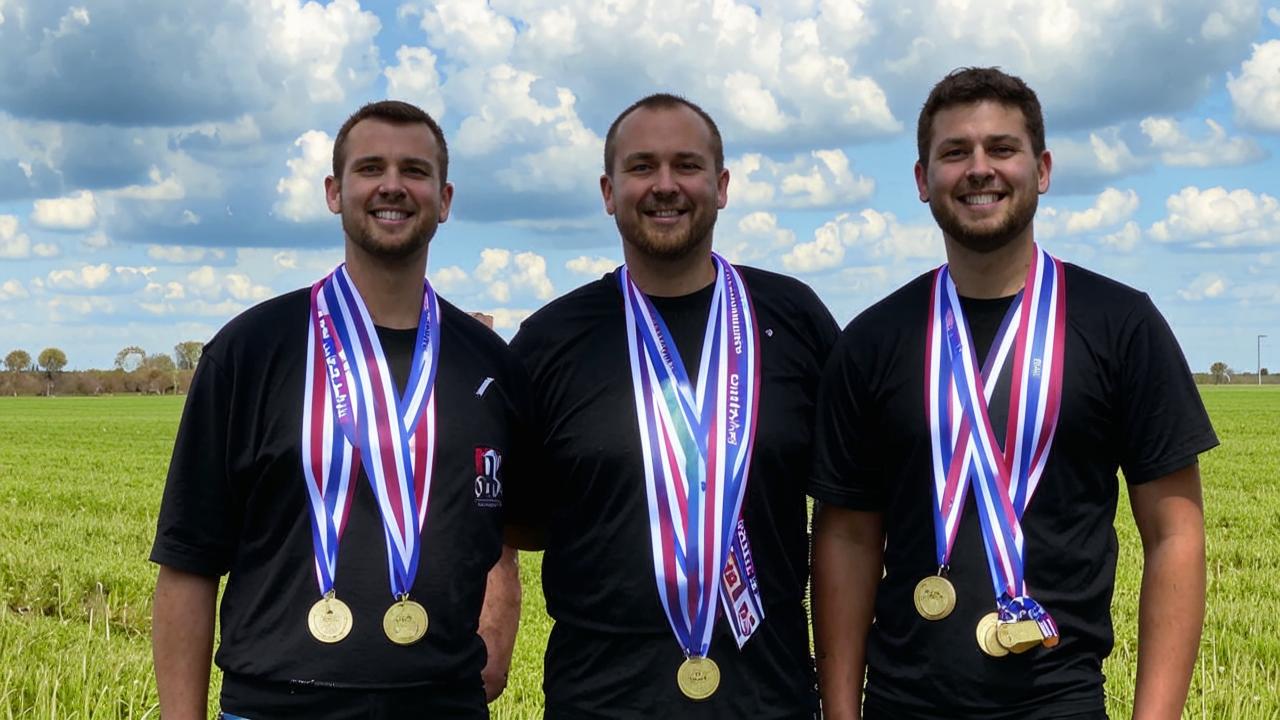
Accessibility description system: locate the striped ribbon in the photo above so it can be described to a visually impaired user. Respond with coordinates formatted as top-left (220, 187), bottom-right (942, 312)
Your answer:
top-left (302, 265), bottom-right (440, 600)
top-left (620, 254), bottom-right (764, 657)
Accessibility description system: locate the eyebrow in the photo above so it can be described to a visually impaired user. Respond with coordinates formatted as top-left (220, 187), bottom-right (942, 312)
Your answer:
top-left (621, 150), bottom-right (709, 165)
top-left (936, 134), bottom-right (1025, 148)
top-left (349, 154), bottom-right (435, 169)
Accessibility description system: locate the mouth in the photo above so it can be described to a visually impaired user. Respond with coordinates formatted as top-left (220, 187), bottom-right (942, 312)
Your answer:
top-left (959, 192), bottom-right (1005, 207)
top-left (370, 208), bottom-right (414, 223)
top-left (642, 207), bottom-right (688, 224)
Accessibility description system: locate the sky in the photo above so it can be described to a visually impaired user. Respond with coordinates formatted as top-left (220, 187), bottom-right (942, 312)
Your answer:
top-left (1, 0), bottom-right (1278, 374)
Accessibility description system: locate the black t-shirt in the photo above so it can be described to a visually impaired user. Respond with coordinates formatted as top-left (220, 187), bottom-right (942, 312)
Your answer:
top-left (511, 266), bottom-right (839, 719)
top-left (808, 264), bottom-right (1219, 719)
top-left (150, 287), bottom-right (535, 716)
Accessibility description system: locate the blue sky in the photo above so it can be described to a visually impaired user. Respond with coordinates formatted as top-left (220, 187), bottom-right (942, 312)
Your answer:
top-left (1, 0), bottom-right (1278, 374)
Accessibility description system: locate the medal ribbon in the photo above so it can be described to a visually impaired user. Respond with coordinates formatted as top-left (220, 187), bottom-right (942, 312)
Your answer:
top-left (929, 245), bottom-right (1066, 638)
top-left (621, 254), bottom-right (763, 658)
top-left (304, 264), bottom-right (440, 600)
top-left (924, 274), bottom-right (1021, 576)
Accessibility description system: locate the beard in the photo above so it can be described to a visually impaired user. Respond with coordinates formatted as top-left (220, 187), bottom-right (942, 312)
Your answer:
top-left (930, 187), bottom-right (1039, 254)
top-left (614, 202), bottom-right (718, 262)
top-left (341, 209), bottom-right (437, 261)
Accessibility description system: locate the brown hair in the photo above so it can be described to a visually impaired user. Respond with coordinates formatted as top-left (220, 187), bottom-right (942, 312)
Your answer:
top-left (331, 100), bottom-right (449, 184)
top-left (917, 67), bottom-right (1045, 167)
top-left (603, 93), bottom-right (724, 175)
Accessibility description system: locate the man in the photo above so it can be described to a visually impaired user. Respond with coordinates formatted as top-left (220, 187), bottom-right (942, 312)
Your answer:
top-left (810, 67), bottom-right (1217, 719)
top-left (151, 100), bottom-right (530, 719)
top-left (510, 94), bottom-right (837, 719)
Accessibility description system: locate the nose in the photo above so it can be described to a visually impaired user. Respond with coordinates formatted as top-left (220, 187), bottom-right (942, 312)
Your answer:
top-left (378, 169), bottom-right (407, 197)
top-left (651, 165), bottom-right (678, 197)
top-left (965, 149), bottom-right (995, 184)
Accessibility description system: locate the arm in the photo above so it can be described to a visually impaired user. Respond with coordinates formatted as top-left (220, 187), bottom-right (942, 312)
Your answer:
top-left (152, 565), bottom-right (219, 720)
top-left (812, 504), bottom-right (884, 720)
top-left (1129, 463), bottom-right (1206, 720)
top-left (478, 545), bottom-right (521, 703)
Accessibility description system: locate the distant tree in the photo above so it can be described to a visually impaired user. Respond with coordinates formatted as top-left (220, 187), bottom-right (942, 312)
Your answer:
top-left (38, 347), bottom-right (67, 396)
top-left (142, 353), bottom-right (178, 393)
top-left (4, 349), bottom-right (31, 373)
top-left (1262, 368), bottom-right (1270, 377)
top-left (114, 345), bottom-right (147, 372)
top-left (1210, 362), bottom-right (1231, 385)
top-left (173, 340), bottom-right (204, 370)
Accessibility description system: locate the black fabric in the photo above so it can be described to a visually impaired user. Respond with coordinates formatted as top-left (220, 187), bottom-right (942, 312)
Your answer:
top-left (219, 671), bottom-right (487, 720)
top-left (511, 266), bottom-right (839, 719)
top-left (808, 264), bottom-right (1218, 718)
top-left (151, 287), bottom-right (536, 715)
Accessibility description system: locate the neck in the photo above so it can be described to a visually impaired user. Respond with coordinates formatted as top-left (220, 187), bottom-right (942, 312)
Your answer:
top-left (944, 235), bottom-right (1035, 299)
top-left (623, 242), bottom-right (716, 297)
top-left (344, 244), bottom-right (429, 329)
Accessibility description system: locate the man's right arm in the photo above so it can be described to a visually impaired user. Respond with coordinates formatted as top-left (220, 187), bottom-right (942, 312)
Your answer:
top-left (812, 504), bottom-right (883, 720)
top-left (153, 565), bottom-right (219, 720)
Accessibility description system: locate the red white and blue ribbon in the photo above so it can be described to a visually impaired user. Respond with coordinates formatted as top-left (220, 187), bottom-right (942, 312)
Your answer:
top-left (302, 264), bottom-right (440, 601)
top-left (926, 245), bottom-right (1066, 640)
top-left (620, 254), bottom-right (764, 656)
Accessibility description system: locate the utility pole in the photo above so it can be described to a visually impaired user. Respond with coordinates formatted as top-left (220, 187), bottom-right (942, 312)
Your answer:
top-left (1260, 335), bottom-right (1268, 386)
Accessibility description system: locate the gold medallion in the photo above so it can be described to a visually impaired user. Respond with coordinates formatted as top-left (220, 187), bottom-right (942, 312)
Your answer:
top-left (676, 656), bottom-right (720, 701)
top-left (913, 575), bottom-right (956, 620)
top-left (383, 597), bottom-right (429, 645)
top-left (996, 619), bottom-right (1045, 654)
top-left (307, 594), bottom-right (353, 644)
top-left (975, 612), bottom-right (1008, 658)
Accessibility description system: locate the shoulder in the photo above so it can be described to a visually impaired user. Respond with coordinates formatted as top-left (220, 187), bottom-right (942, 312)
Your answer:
top-left (513, 273), bottom-right (619, 346)
top-left (735, 265), bottom-right (828, 315)
top-left (844, 269), bottom-right (934, 337)
top-left (204, 288), bottom-right (310, 362)
top-left (1060, 262), bottom-right (1164, 334)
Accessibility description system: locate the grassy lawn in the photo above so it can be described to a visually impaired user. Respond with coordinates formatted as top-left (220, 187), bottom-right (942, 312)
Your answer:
top-left (0, 388), bottom-right (1275, 717)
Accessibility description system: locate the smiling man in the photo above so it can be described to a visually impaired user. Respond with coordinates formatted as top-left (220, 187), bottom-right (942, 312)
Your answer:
top-left (150, 100), bottom-right (533, 719)
top-left (510, 94), bottom-right (837, 718)
top-left (809, 68), bottom-right (1218, 719)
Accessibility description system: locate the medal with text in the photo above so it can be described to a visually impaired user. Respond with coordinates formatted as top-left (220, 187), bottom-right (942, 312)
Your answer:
top-left (305, 265), bottom-right (441, 645)
top-left (620, 255), bottom-right (764, 700)
top-left (925, 245), bottom-right (1067, 653)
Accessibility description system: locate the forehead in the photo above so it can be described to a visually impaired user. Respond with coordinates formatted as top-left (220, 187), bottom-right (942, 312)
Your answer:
top-left (341, 118), bottom-right (440, 168)
top-left (612, 105), bottom-right (714, 160)
top-left (928, 101), bottom-right (1031, 147)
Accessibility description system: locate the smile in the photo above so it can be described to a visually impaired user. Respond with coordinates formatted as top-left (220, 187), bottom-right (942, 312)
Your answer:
top-left (960, 193), bottom-right (1004, 206)
top-left (371, 209), bottom-right (412, 221)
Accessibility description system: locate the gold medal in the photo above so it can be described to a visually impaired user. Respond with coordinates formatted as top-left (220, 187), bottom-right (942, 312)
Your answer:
top-left (307, 593), bottom-right (353, 644)
top-left (676, 657), bottom-right (720, 701)
top-left (913, 575), bottom-right (956, 620)
top-left (996, 619), bottom-right (1045, 654)
top-left (383, 597), bottom-right (429, 645)
top-left (975, 612), bottom-right (1008, 658)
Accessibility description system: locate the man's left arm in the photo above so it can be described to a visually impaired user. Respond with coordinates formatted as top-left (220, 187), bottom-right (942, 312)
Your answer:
top-left (478, 544), bottom-right (521, 703)
top-left (1128, 462), bottom-right (1206, 720)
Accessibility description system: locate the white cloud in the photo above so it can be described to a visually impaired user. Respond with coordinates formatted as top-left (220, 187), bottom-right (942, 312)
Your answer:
top-left (109, 166), bottom-right (185, 200)
top-left (729, 150), bottom-right (875, 210)
top-left (429, 264), bottom-right (469, 294)
top-left (483, 307), bottom-right (535, 331)
top-left (1039, 188), bottom-right (1140, 237)
top-left (1229, 40), bottom-right (1280, 133)
top-left (1100, 221), bottom-right (1142, 252)
top-left (1269, 8), bottom-right (1280, 27)
top-left (273, 251), bottom-right (298, 269)
top-left (1177, 272), bottom-right (1230, 301)
top-left (412, 0), bottom-right (517, 65)
top-left (470, 248), bottom-right (555, 301)
top-left (1051, 130), bottom-right (1145, 181)
top-left (82, 231), bottom-right (110, 250)
top-left (275, 130), bottom-right (333, 223)
top-left (31, 190), bottom-right (97, 230)
top-left (1140, 116), bottom-right (1266, 167)
top-left (47, 264), bottom-right (153, 293)
top-left (1149, 187), bottom-right (1280, 249)
top-left (782, 209), bottom-right (939, 273)
top-left (147, 245), bottom-right (227, 264)
top-left (723, 72), bottom-right (789, 133)
top-left (0, 279), bottom-right (28, 300)
top-left (719, 212), bottom-right (796, 264)
top-left (0, 215), bottom-right (30, 259)
top-left (253, 0), bottom-right (382, 107)
top-left (566, 255), bottom-right (617, 277)
top-left (384, 46), bottom-right (445, 119)
top-left (33, 241), bottom-right (59, 258)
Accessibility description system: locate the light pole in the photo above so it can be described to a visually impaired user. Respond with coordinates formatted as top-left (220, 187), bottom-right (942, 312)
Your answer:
top-left (1260, 335), bottom-right (1268, 386)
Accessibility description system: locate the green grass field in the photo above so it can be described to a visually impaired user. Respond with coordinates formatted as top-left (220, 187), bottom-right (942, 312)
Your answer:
top-left (1, 388), bottom-right (1276, 718)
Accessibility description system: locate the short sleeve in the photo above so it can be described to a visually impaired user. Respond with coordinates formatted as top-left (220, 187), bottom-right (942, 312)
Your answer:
top-left (149, 351), bottom-right (240, 576)
top-left (1116, 295), bottom-right (1219, 484)
top-left (495, 349), bottom-right (546, 530)
top-left (807, 328), bottom-right (886, 510)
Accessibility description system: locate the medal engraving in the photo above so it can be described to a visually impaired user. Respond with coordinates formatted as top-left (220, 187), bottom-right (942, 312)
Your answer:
top-left (996, 619), bottom-right (1045, 653)
top-left (913, 575), bottom-right (956, 621)
top-left (383, 598), bottom-right (429, 645)
top-left (677, 657), bottom-right (720, 701)
top-left (975, 612), bottom-right (1008, 658)
top-left (307, 594), bottom-right (353, 644)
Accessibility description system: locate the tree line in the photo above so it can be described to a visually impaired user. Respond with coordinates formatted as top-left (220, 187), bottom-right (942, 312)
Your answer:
top-left (2, 341), bottom-right (204, 396)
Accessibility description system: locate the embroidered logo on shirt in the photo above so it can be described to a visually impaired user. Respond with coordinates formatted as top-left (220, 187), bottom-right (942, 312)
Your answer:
top-left (474, 447), bottom-right (504, 509)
